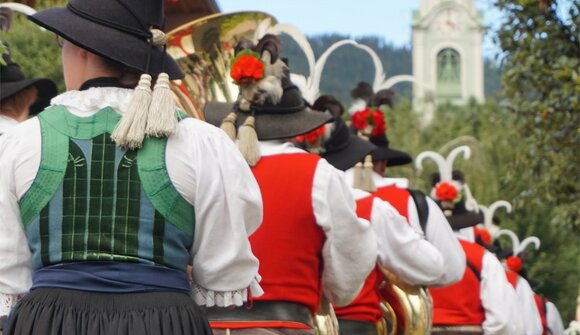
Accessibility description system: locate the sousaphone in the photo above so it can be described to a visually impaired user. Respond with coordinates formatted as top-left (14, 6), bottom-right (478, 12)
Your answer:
top-left (378, 264), bottom-right (433, 335)
top-left (166, 11), bottom-right (277, 120)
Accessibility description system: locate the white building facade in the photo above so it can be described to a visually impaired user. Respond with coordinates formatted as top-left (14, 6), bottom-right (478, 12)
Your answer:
top-left (412, 0), bottom-right (486, 107)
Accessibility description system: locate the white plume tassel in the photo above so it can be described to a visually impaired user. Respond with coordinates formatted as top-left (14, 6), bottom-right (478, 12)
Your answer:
top-left (111, 74), bottom-right (152, 149)
top-left (238, 116), bottom-right (261, 166)
top-left (146, 73), bottom-right (177, 137)
top-left (220, 112), bottom-right (238, 141)
top-left (361, 155), bottom-right (376, 192)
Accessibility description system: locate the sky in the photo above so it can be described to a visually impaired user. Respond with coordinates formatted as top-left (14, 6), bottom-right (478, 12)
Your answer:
top-left (217, 0), bottom-right (503, 58)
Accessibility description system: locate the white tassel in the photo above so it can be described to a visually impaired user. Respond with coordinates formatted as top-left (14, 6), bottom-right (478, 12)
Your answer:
top-left (353, 162), bottom-right (365, 190)
top-left (238, 116), bottom-right (260, 166)
top-left (220, 112), bottom-right (238, 141)
top-left (361, 154), bottom-right (376, 192)
top-left (111, 74), bottom-right (152, 149)
top-left (146, 73), bottom-right (177, 138)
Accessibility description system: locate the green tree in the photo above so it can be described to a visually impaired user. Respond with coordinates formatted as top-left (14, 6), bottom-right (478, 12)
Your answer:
top-left (493, 0), bottom-right (579, 319)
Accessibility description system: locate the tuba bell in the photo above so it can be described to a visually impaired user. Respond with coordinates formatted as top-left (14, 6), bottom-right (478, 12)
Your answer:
top-left (378, 264), bottom-right (433, 335)
top-left (165, 11), bottom-right (277, 120)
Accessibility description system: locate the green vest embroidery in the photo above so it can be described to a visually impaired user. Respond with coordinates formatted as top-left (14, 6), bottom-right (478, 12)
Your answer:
top-left (20, 106), bottom-right (194, 270)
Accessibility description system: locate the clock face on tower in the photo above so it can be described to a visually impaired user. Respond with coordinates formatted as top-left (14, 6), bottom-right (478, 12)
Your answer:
top-left (434, 8), bottom-right (461, 34)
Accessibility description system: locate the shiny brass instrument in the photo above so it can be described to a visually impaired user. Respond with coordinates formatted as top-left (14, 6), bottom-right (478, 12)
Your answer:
top-left (166, 11), bottom-right (277, 120)
top-left (314, 298), bottom-right (340, 335)
top-left (378, 265), bottom-right (433, 335)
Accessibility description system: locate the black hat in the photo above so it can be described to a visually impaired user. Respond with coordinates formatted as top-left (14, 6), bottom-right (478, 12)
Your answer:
top-left (350, 82), bottom-right (411, 167)
top-left (0, 49), bottom-right (57, 115)
top-left (310, 95), bottom-right (376, 171)
top-left (28, 0), bottom-right (183, 79)
top-left (370, 134), bottom-right (413, 167)
top-left (204, 70), bottom-right (331, 140)
top-left (322, 119), bottom-right (376, 171)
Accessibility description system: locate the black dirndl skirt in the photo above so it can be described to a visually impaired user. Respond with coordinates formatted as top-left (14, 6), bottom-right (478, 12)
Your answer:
top-left (4, 288), bottom-right (213, 335)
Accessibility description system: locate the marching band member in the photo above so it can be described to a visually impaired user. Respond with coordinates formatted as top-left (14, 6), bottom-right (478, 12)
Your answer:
top-left (348, 83), bottom-right (466, 287)
top-left (300, 95), bottom-right (444, 334)
top-left (417, 150), bottom-right (515, 335)
top-left (203, 37), bottom-right (377, 335)
top-left (497, 230), bottom-right (547, 335)
top-left (0, 1), bottom-right (263, 334)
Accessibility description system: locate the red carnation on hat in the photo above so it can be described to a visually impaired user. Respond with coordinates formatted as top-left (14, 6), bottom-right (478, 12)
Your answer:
top-left (474, 226), bottom-right (492, 245)
top-left (506, 256), bottom-right (523, 273)
top-left (230, 50), bottom-right (265, 84)
top-left (351, 108), bottom-right (386, 137)
top-left (435, 181), bottom-right (459, 202)
top-left (296, 124), bottom-right (326, 144)
top-left (371, 109), bottom-right (386, 136)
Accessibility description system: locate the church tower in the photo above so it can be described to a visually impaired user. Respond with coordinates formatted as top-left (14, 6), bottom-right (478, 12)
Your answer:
top-left (412, 0), bottom-right (485, 107)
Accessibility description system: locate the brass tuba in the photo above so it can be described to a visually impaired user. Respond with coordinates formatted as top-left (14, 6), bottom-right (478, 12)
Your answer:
top-left (165, 11), bottom-right (277, 120)
top-left (378, 265), bottom-right (433, 335)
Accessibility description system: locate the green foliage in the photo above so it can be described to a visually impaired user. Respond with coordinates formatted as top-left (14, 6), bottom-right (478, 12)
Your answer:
top-left (492, 0), bottom-right (579, 319)
top-left (0, 14), bottom-right (64, 92)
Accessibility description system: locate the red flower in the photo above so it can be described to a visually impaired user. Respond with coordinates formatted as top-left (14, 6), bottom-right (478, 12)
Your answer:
top-left (371, 110), bottom-right (386, 136)
top-left (474, 226), bottom-right (492, 245)
top-left (435, 181), bottom-right (459, 202)
top-left (351, 109), bottom-right (371, 131)
top-left (506, 256), bottom-right (523, 273)
top-left (230, 51), bottom-right (265, 84)
top-left (296, 125), bottom-right (326, 144)
top-left (351, 108), bottom-right (387, 137)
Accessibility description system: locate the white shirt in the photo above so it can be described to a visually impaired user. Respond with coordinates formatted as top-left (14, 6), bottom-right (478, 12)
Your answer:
top-left (514, 276), bottom-right (544, 335)
top-left (259, 141), bottom-right (377, 307)
top-left (0, 115), bottom-right (19, 134)
top-left (546, 301), bottom-right (565, 335)
top-left (456, 234), bottom-right (515, 335)
top-left (0, 87), bottom-right (263, 313)
top-left (350, 188), bottom-right (445, 286)
top-left (343, 170), bottom-right (466, 286)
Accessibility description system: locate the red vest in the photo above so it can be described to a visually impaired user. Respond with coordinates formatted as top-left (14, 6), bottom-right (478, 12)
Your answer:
top-left (534, 294), bottom-right (548, 335)
top-left (249, 153), bottom-right (325, 312)
top-left (373, 184), bottom-right (410, 219)
top-left (430, 239), bottom-right (486, 325)
top-left (333, 195), bottom-right (382, 323)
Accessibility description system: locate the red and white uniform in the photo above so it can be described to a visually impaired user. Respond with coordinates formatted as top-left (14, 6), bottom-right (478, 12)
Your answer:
top-left (211, 141), bottom-right (377, 330)
top-left (505, 270), bottom-right (543, 335)
top-left (334, 188), bottom-right (444, 323)
top-left (343, 170), bottom-right (466, 286)
top-left (429, 234), bottom-right (515, 335)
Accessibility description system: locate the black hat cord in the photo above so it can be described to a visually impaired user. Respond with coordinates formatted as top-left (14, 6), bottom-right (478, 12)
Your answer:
top-left (109, 1), bottom-right (176, 150)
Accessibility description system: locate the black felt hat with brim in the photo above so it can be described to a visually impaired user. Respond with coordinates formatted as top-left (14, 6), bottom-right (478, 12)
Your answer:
top-left (1, 52), bottom-right (57, 115)
top-left (204, 76), bottom-right (332, 140)
top-left (370, 133), bottom-right (412, 167)
top-left (438, 200), bottom-right (484, 230)
top-left (322, 119), bottom-right (376, 171)
top-left (28, 0), bottom-right (183, 79)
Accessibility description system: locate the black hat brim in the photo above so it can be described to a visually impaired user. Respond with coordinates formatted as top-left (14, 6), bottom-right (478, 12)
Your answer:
top-left (323, 135), bottom-right (376, 171)
top-left (1, 78), bottom-right (57, 115)
top-left (447, 211), bottom-right (484, 230)
top-left (29, 8), bottom-right (183, 80)
top-left (204, 101), bottom-right (333, 141)
top-left (371, 147), bottom-right (412, 167)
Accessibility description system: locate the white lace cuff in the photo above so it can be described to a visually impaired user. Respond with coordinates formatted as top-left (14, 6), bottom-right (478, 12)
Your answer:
top-left (191, 275), bottom-right (264, 307)
top-left (1, 293), bottom-right (21, 316)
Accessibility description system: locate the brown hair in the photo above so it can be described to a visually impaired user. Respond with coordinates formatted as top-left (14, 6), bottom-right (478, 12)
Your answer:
top-left (0, 86), bottom-right (38, 120)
